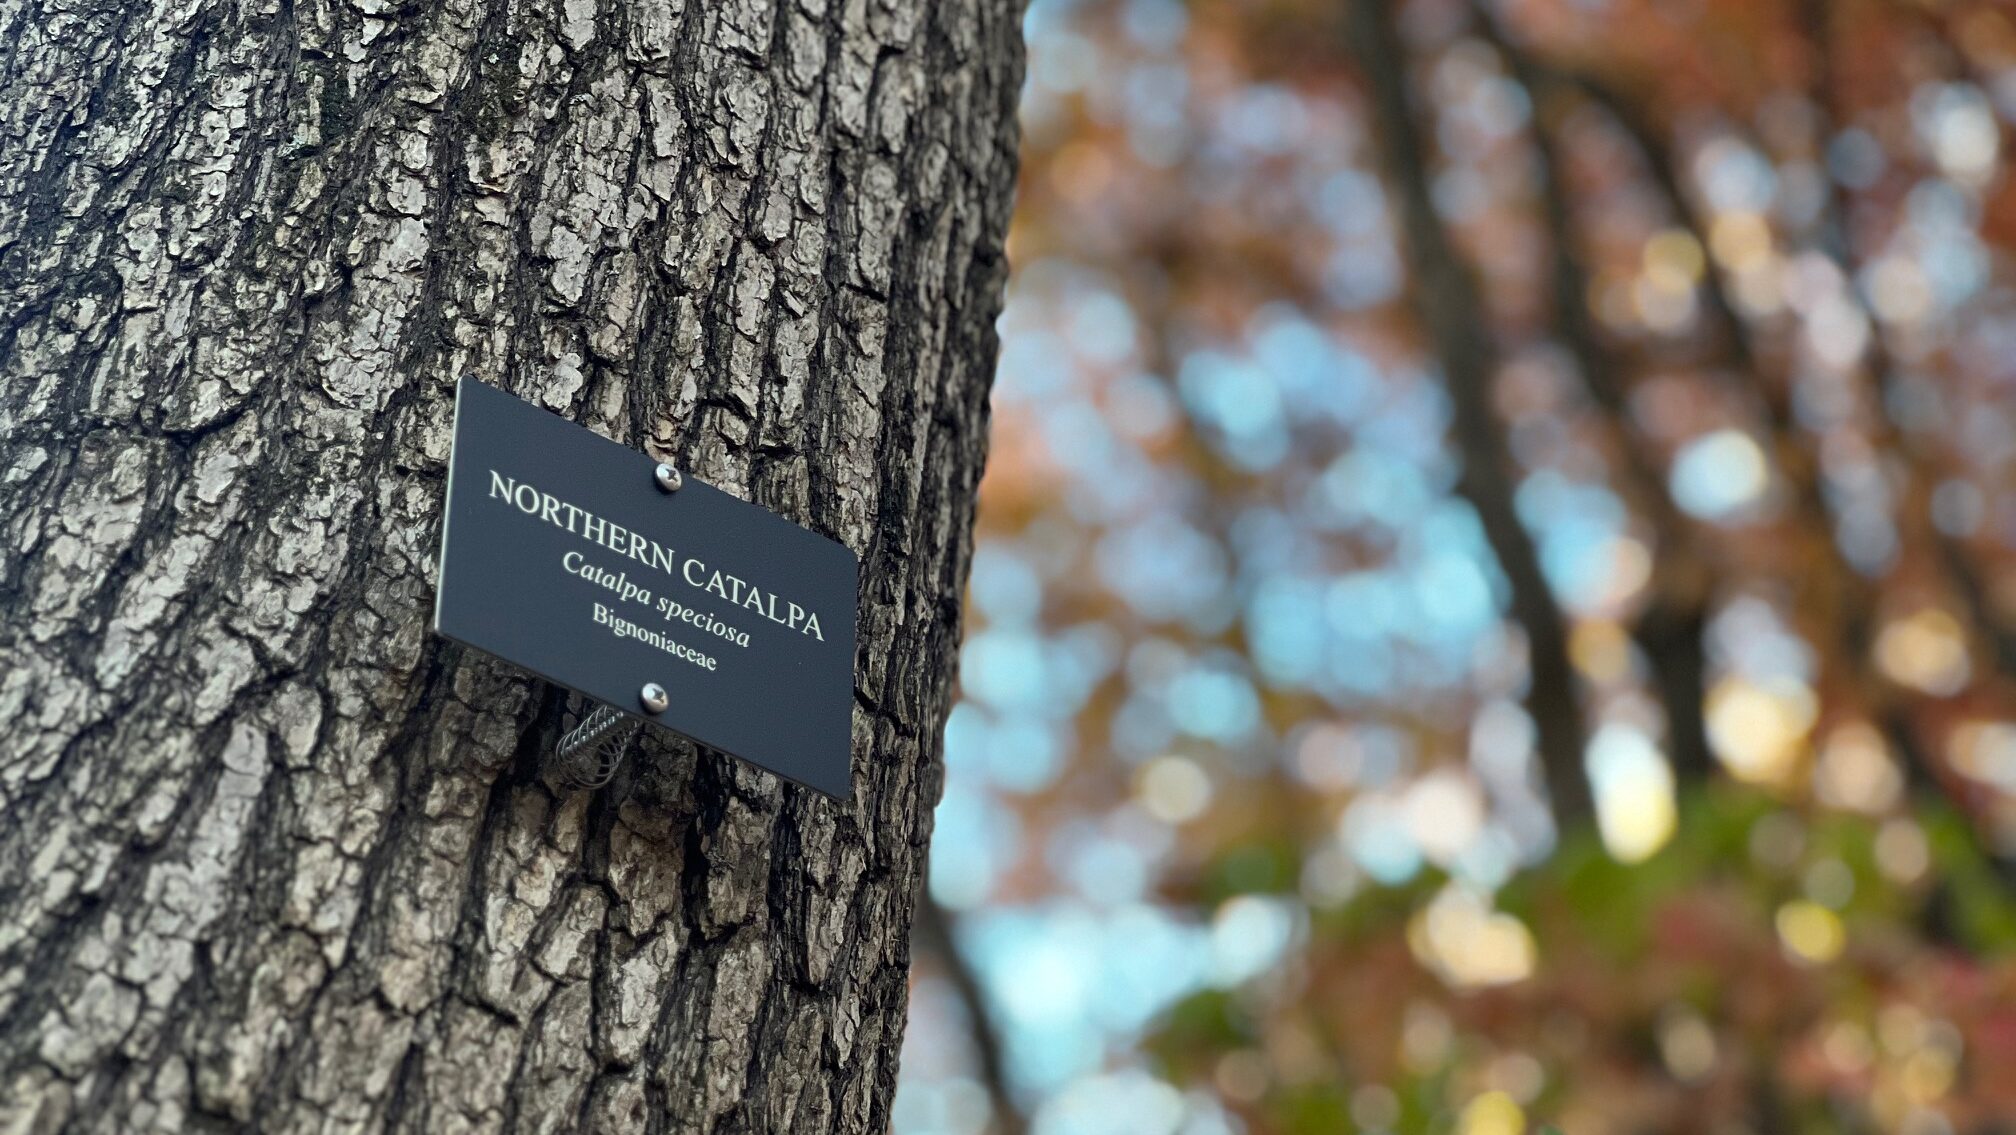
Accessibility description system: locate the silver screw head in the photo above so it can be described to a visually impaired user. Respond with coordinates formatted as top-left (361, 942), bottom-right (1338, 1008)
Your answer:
top-left (640, 682), bottom-right (670, 714)
top-left (654, 463), bottom-right (683, 493)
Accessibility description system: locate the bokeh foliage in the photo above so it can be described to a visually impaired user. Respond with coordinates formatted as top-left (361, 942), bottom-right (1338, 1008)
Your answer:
top-left (897, 1), bottom-right (2016, 1133)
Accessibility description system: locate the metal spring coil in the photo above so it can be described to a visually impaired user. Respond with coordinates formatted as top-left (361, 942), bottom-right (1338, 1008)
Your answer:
top-left (550, 703), bottom-right (636, 790)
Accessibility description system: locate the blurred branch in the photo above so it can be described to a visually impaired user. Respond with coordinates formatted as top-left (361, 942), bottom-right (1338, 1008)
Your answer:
top-left (1473, 4), bottom-right (1719, 784)
top-left (1493, 9), bottom-right (2016, 875)
top-left (915, 894), bottom-right (1026, 1135)
top-left (1515, 62), bottom-right (1876, 632)
top-left (1561, 51), bottom-right (2016, 683)
top-left (1550, 72), bottom-right (1882, 646)
top-left (1802, 0), bottom-right (2016, 680)
top-left (1897, 0), bottom-right (2016, 161)
top-left (1575, 76), bottom-right (1949, 780)
top-left (1798, 0), bottom-right (2016, 884)
top-left (1548, 79), bottom-right (1772, 408)
top-left (1347, 0), bottom-right (1596, 827)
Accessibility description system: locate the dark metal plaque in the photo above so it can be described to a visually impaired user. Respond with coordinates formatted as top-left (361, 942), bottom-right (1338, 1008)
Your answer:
top-left (433, 378), bottom-right (859, 798)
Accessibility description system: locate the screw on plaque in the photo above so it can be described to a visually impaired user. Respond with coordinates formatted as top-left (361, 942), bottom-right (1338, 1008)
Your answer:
top-left (654, 462), bottom-right (682, 493)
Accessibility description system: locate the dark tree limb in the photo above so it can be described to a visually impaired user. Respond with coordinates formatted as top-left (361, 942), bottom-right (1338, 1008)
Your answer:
top-left (913, 894), bottom-right (1025, 1135)
top-left (1474, 4), bottom-right (1719, 785)
top-left (1502, 8), bottom-right (2016, 883)
top-left (1561, 53), bottom-right (2016, 682)
top-left (1348, 0), bottom-right (1595, 827)
top-left (1800, 0), bottom-right (2016, 680)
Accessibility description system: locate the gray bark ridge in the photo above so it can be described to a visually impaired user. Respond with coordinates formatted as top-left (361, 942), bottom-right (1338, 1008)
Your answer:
top-left (0, 0), bottom-right (1023, 1130)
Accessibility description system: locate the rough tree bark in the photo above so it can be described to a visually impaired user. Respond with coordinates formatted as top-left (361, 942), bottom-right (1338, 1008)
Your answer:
top-left (0, 0), bottom-right (1023, 1130)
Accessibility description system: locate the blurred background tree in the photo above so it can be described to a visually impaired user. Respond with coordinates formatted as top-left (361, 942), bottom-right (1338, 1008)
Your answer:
top-left (895, 0), bottom-right (2016, 1133)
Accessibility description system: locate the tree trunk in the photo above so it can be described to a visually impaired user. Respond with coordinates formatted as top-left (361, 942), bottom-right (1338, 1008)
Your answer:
top-left (0, 0), bottom-right (1023, 1129)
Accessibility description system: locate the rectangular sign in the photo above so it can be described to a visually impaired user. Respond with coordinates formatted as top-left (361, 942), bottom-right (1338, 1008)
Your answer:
top-left (434, 377), bottom-right (858, 797)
